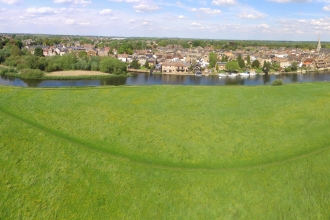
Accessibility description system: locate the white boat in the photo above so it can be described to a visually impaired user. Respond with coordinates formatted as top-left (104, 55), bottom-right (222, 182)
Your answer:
top-left (228, 73), bottom-right (238, 77)
top-left (218, 73), bottom-right (227, 77)
top-left (249, 72), bottom-right (257, 76)
top-left (274, 72), bottom-right (280, 75)
top-left (239, 72), bottom-right (249, 77)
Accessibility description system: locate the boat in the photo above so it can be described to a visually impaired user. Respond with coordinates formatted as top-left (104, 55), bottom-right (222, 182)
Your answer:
top-left (228, 73), bottom-right (238, 77)
top-left (274, 72), bottom-right (280, 75)
top-left (195, 71), bottom-right (202, 76)
top-left (249, 72), bottom-right (257, 76)
top-left (218, 73), bottom-right (227, 77)
top-left (239, 72), bottom-right (249, 77)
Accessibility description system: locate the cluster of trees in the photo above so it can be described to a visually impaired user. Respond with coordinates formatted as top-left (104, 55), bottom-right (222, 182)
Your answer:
top-left (0, 43), bottom-right (128, 75)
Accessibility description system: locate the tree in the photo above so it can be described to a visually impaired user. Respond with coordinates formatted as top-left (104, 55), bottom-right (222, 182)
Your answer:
top-left (263, 61), bottom-right (271, 73)
top-left (144, 60), bottom-right (150, 69)
top-left (130, 59), bottom-right (140, 69)
top-left (34, 47), bottom-right (44, 57)
top-left (251, 60), bottom-right (260, 68)
top-left (78, 50), bottom-right (88, 60)
top-left (99, 57), bottom-right (127, 75)
top-left (291, 62), bottom-right (298, 71)
top-left (225, 61), bottom-right (240, 72)
top-left (10, 45), bottom-right (21, 57)
top-left (237, 54), bottom-right (245, 69)
top-left (209, 52), bottom-right (217, 68)
top-left (246, 55), bottom-right (251, 66)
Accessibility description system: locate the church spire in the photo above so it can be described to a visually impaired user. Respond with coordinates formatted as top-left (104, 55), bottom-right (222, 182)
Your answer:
top-left (317, 35), bottom-right (321, 53)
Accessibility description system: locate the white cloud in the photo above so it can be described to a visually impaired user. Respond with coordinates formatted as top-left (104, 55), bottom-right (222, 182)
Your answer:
top-left (99, 9), bottom-right (112, 14)
top-left (190, 7), bottom-right (221, 14)
top-left (178, 15), bottom-right (186, 19)
top-left (0, 0), bottom-right (21, 4)
top-left (267, 0), bottom-right (311, 2)
top-left (323, 5), bottom-right (330, 11)
top-left (26, 7), bottom-right (58, 14)
top-left (133, 4), bottom-right (160, 12)
top-left (78, 22), bottom-right (90, 26)
top-left (53, 0), bottom-right (91, 5)
top-left (191, 22), bottom-right (202, 26)
top-left (108, 0), bottom-right (141, 2)
top-left (211, 0), bottom-right (238, 6)
top-left (238, 13), bottom-right (265, 19)
top-left (258, 24), bottom-right (270, 29)
top-left (65, 18), bottom-right (75, 25)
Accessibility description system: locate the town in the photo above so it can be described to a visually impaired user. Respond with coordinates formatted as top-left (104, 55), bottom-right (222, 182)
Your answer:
top-left (1, 34), bottom-right (330, 75)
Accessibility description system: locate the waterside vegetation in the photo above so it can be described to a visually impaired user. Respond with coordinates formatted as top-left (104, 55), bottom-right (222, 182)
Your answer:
top-left (1, 84), bottom-right (330, 218)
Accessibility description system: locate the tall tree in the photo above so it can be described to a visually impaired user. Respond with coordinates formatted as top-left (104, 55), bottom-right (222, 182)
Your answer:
top-left (251, 60), bottom-right (260, 68)
top-left (34, 47), bottom-right (44, 57)
top-left (246, 55), bottom-right (251, 66)
top-left (10, 45), bottom-right (21, 57)
top-left (237, 54), bottom-right (245, 69)
top-left (209, 52), bottom-right (217, 68)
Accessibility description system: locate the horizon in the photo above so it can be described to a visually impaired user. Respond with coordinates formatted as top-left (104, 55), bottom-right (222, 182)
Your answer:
top-left (1, 0), bottom-right (330, 41)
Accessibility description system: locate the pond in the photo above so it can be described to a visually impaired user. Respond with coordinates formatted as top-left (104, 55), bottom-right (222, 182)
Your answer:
top-left (1, 72), bottom-right (330, 87)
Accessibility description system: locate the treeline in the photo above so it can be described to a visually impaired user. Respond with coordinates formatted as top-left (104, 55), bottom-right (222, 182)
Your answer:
top-left (0, 44), bottom-right (127, 75)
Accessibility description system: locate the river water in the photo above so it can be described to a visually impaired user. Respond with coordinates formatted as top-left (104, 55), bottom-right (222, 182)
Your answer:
top-left (1, 72), bottom-right (330, 87)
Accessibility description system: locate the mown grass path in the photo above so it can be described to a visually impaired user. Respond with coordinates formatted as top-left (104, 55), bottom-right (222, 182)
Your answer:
top-left (1, 83), bottom-right (330, 172)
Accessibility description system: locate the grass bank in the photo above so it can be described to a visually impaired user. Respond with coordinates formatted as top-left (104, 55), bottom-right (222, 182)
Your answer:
top-left (1, 84), bottom-right (330, 219)
top-left (1, 68), bottom-right (131, 80)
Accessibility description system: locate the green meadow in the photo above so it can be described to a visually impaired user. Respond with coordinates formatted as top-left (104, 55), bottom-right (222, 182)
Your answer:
top-left (1, 84), bottom-right (330, 219)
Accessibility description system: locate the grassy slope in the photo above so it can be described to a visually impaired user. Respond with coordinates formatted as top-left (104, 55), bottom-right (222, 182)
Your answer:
top-left (1, 84), bottom-right (330, 219)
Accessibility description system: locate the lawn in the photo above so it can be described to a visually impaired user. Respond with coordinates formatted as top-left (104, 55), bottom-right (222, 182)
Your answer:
top-left (1, 83), bottom-right (330, 219)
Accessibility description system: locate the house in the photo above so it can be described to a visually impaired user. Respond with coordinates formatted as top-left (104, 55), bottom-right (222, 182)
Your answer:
top-left (161, 62), bottom-right (190, 74)
top-left (137, 56), bottom-right (147, 66)
top-left (147, 57), bottom-right (157, 66)
top-left (302, 58), bottom-right (315, 67)
top-left (216, 62), bottom-right (227, 70)
top-left (98, 47), bottom-right (110, 57)
top-left (86, 48), bottom-right (98, 56)
top-left (118, 54), bottom-right (129, 63)
top-left (272, 57), bottom-right (290, 68)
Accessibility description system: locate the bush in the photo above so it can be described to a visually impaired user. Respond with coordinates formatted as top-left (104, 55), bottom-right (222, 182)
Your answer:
top-left (20, 69), bottom-right (45, 79)
top-left (272, 79), bottom-right (283, 86)
top-left (0, 67), bottom-right (18, 75)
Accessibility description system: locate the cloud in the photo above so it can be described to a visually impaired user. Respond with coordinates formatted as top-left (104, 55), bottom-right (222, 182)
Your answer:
top-left (238, 13), bottom-right (266, 19)
top-left (133, 4), bottom-right (160, 12)
top-left (267, 0), bottom-right (311, 2)
top-left (65, 18), bottom-right (75, 25)
top-left (323, 5), bottom-right (330, 11)
top-left (78, 22), bottom-right (90, 26)
top-left (26, 7), bottom-right (59, 14)
top-left (0, 0), bottom-right (22, 4)
top-left (99, 9), bottom-right (112, 14)
top-left (108, 0), bottom-right (142, 2)
top-left (190, 7), bottom-right (221, 14)
top-left (53, 0), bottom-right (91, 5)
top-left (211, 0), bottom-right (238, 6)
top-left (191, 22), bottom-right (202, 26)
top-left (178, 15), bottom-right (186, 19)
top-left (258, 24), bottom-right (270, 29)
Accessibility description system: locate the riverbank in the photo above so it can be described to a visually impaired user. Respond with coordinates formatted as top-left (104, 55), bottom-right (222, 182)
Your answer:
top-left (0, 68), bottom-right (131, 80)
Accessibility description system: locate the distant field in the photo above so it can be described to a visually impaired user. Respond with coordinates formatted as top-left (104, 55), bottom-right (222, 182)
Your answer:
top-left (1, 84), bottom-right (330, 219)
top-left (47, 70), bottom-right (109, 76)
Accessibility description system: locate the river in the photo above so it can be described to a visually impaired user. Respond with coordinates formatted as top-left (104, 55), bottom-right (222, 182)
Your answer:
top-left (1, 72), bottom-right (330, 87)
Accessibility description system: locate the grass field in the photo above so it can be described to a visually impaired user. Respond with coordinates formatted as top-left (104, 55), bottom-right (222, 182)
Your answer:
top-left (1, 83), bottom-right (330, 219)
top-left (47, 70), bottom-right (109, 76)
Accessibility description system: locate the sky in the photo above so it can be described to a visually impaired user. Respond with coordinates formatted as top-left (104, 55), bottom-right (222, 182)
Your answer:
top-left (1, 0), bottom-right (330, 41)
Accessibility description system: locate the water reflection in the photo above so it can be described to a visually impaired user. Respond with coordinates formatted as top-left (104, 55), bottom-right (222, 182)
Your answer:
top-left (1, 72), bottom-right (330, 87)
